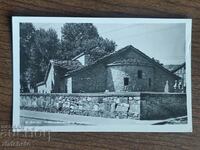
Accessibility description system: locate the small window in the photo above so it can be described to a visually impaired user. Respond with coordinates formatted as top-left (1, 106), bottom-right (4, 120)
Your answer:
top-left (51, 81), bottom-right (54, 88)
top-left (138, 70), bottom-right (143, 79)
top-left (149, 78), bottom-right (152, 87)
top-left (124, 77), bottom-right (129, 86)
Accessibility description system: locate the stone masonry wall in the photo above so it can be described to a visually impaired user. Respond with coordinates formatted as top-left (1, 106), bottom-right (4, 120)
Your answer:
top-left (20, 93), bottom-right (141, 120)
top-left (140, 93), bottom-right (187, 120)
top-left (20, 92), bottom-right (186, 120)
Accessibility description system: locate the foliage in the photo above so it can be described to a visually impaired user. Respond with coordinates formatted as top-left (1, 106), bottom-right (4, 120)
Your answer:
top-left (20, 23), bottom-right (60, 92)
top-left (20, 23), bottom-right (116, 92)
top-left (60, 23), bottom-right (116, 60)
top-left (20, 23), bottom-right (36, 92)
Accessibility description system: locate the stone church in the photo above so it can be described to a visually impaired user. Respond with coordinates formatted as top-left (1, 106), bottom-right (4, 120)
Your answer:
top-left (36, 45), bottom-right (180, 93)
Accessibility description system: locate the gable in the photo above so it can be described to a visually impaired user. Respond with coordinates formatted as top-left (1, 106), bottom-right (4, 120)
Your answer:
top-left (65, 45), bottom-right (180, 79)
top-left (105, 48), bottom-right (153, 67)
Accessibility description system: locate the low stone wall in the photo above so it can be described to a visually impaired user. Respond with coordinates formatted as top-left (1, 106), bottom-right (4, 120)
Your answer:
top-left (20, 92), bottom-right (187, 120)
top-left (140, 93), bottom-right (187, 120)
top-left (20, 93), bottom-right (141, 120)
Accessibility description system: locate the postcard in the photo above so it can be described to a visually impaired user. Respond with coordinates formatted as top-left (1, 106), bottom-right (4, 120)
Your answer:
top-left (12, 17), bottom-right (192, 132)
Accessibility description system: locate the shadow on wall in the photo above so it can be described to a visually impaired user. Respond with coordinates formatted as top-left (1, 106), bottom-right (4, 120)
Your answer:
top-left (140, 93), bottom-right (187, 120)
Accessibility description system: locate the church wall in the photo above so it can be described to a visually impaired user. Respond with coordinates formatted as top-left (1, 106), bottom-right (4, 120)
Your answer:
top-left (71, 63), bottom-right (107, 93)
top-left (107, 65), bottom-right (154, 92)
top-left (64, 47), bottom-right (179, 93)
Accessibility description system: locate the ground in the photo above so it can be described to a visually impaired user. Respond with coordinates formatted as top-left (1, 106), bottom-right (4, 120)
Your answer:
top-left (20, 110), bottom-right (187, 126)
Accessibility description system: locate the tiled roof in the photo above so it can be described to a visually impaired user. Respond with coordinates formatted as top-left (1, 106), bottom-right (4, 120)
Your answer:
top-left (65, 45), bottom-right (180, 79)
top-left (51, 60), bottom-right (82, 70)
top-left (164, 63), bottom-right (185, 72)
top-left (36, 60), bottom-right (82, 86)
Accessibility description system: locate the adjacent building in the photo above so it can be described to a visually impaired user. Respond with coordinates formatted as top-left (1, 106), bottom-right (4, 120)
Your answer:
top-left (171, 63), bottom-right (186, 84)
top-left (164, 63), bottom-right (186, 92)
top-left (36, 60), bottom-right (82, 93)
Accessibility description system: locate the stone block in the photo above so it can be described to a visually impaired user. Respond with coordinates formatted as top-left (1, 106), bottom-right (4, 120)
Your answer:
top-left (117, 112), bottom-right (128, 119)
top-left (104, 102), bottom-right (111, 111)
top-left (119, 97), bottom-right (128, 103)
top-left (114, 98), bottom-right (120, 104)
top-left (128, 97), bottom-right (133, 101)
top-left (129, 104), bottom-right (140, 114)
top-left (133, 96), bottom-right (140, 100)
top-left (128, 112), bottom-right (140, 120)
top-left (116, 103), bottom-right (129, 112)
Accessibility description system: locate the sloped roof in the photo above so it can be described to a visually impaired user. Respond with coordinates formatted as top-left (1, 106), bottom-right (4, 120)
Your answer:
top-left (171, 63), bottom-right (185, 73)
top-left (72, 52), bottom-right (85, 60)
top-left (36, 60), bottom-right (82, 86)
top-left (164, 64), bottom-right (182, 72)
top-left (164, 63), bottom-right (185, 72)
top-left (65, 45), bottom-right (180, 79)
top-left (51, 60), bottom-right (82, 70)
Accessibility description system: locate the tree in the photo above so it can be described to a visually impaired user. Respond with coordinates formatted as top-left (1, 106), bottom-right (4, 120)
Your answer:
top-left (20, 23), bottom-right (116, 92)
top-left (20, 23), bottom-right (36, 92)
top-left (29, 28), bottom-right (61, 85)
top-left (20, 24), bottom-right (61, 91)
top-left (60, 23), bottom-right (116, 61)
top-left (82, 37), bottom-right (116, 63)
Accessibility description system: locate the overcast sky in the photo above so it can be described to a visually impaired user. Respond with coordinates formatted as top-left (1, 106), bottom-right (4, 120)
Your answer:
top-left (33, 23), bottom-right (185, 65)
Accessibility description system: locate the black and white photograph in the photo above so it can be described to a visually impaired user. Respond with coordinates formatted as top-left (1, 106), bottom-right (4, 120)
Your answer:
top-left (12, 17), bottom-right (192, 132)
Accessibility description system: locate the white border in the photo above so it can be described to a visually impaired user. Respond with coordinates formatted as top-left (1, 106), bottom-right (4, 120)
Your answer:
top-left (12, 17), bottom-right (192, 132)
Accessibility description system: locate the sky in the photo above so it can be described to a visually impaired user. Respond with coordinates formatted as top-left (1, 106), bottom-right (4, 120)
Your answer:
top-left (33, 23), bottom-right (186, 65)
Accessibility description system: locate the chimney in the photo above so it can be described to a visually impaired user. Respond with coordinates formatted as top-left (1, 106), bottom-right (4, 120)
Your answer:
top-left (72, 53), bottom-right (89, 66)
